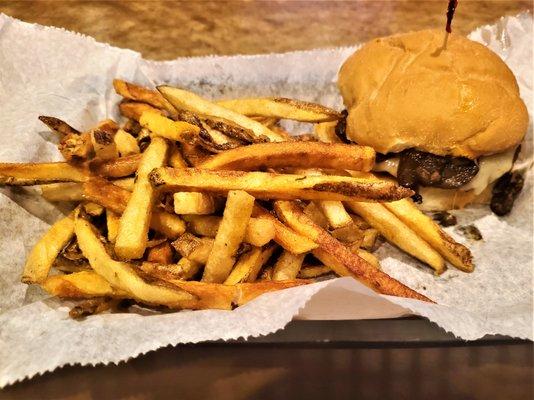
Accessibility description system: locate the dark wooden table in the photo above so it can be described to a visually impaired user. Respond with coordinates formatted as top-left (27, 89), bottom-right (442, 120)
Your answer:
top-left (0, 1), bottom-right (532, 398)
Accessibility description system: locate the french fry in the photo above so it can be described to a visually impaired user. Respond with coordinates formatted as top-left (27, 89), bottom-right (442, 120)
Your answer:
top-left (251, 116), bottom-right (279, 128)
top-left (42, 270), bottom-right (124, 298)
top-left (298, 265), bottom-right (332, 279)
top-left (21, 213), bottom-right (75, 283)
top-left (361, 228), bottom-right (379, 251)
top-left (140, 258), bottom-right (202, 281)
top-left (146, 241), bottom-right (174, 264)
top-left (0, 162), bottom-right (88, 185)
top-left (115, 137), bottom-right (169, 259)
top-left (355, 249), bottom-right (380, 269)
top-left (303, 202), bottom-right (329, 229)
top-left (224, 245), bottom-right (275, 285)
top-left (198, 142), bottom-right (375, 172)
top-left (383, 199), bottom-right (474, 272)
top-left (217, 97), bottom-right (342, 122)
top-left (169, 144), bottom-right (189, 168)
top-left (106, 210), bottom-right (120, 243)
top-left (112, 177), bottom-right (135, 191)
top-left (83, 202), bottom-right (104, 216)
top-left (150, 167), bottom-right (413, 202)
top-left (180, 143), bottom-right (211, 166)
top-left (83, 178), bottom-right (186, 239)
top-left (139, 110), bottom-right (200, 143)
top-left (272, 251), bottom-right (305, 281)
top-left (252, 205), bottom-right (318, 254)
top-left (235, 280), bottom-right (310, 306)
top-left (113, 79), bottom-right (175, 112)
top-left (313, 121), bottom-right (342, 143)
top-left (202, 190), bottom-right (255, 283)
top-left (315, 200), bottom-right (353, 229)
top-left (201, 116), bottom-right (259, 144)
top-left (158, 86), bottom-right (285, 142)
top-left (172, 233), bottom-right (214, 264)
top-left (114, 129), bottom-right (140, 156)
top-left (119, 101), bottom-right (164, 121)
top-left (330, 223), bottom-right (364, 244)
top-left (184, 215), bottom-right (275, 247)
top-left (91, 120), bottom-right (119, 160)
top-left (89, 154), bottom-right (141, 178)
top-left (39, 116), bottom-right (80, 136)
top-left (173, 192), bottom-right (216, 215)
top-left (345, 202), bottom-right (445, 274)
top-left (58, 131), bottom-right (93, 161)
top-left (41, 182), bottom-right (84, 202)
top-left (75, 217), bottom-right (194, 305)
top-left (275, 200), bottom-right (432, 301)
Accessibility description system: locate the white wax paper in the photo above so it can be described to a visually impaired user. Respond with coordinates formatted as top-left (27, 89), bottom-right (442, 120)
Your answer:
top-left (0, 12), bottom-right (532, 387)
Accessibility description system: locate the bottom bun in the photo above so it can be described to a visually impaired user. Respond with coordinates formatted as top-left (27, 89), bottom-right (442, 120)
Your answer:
top-left (418, 186), bottom-right (493, 212)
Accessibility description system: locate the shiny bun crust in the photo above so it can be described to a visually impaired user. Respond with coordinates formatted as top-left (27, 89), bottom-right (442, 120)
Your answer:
top-left (338, 29), bottom-right (528, 159)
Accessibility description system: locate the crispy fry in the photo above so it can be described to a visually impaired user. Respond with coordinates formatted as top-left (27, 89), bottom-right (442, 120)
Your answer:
top-left (147, 241), bottom-right (174, 264)
top-left (139, 110), bottom-right (200, 143)
top-left (198, 142), bottom-right (375, 172)
top-left (201, 116), bottom-right (260, 144)
top-left (83, 178), bottom-right (186, 239)
top-left (40, 182), bottom-right (84, 202)
top-left (22, 213), bottom-right (75, 283)
top-left (252, 205), bottom-right (318, 254)
top-left (361, 228), bottom-right (379, 251)
top-left (106, 210), bottom-right (120, 243)
top-left (251, 116), bottom-right (279, 128)
top-left (114, 129), bottom-right (140, 156)
top-left (83, 202), bottom-right (104, 216)
top-left (115, 137), bottom-right (169, 259)
top-left (59, 131), bottom-right (93, 161)
top-left (113, 79), bottom-right (175, 112)
top-left (315, 200), bottom-right (353, 229)
top-left (355, 249), bottom-right (380, 269)
top-left (89, 154), bottom-right (141, 178)
top-left (172, 233), bottom-right (214, 264)
top-left (42, 270), bottom-right (124, 298)
top-left (0, 162), bottom-right (88, 185)
top-left (330, 223), bottom-right (364, 244)
top-left (169, 144), bottom-right (189, 168)
top-left (303, 202), bottom-right (330, 229)
top-left (384, 199), bottom-right (474, 272)
top-left (140, 258), bottom-right (202, 281)
top-left (313, 121), bottom-right (342, 143)
top-left (119, 101), bottom-right (163, 121)
top-left (202, 190), bottom-right (255, 283)
top-left (91, 120), bottom-right (119, 160)
top-left (150, 167), bottom-right (413, 202)
top-left (75, 217), bottom-right (193, 305)
top-left (275, 200), bottom-right (432, 301)
top-left (235, 280), bottom-right (310, 306)
top-left (298, 265), bottom-right (332, 279)
top-left (272, 251), bottom-right (305, 281)
top-left (158, 86), bottom-right (285, 142)
top-left (173, 192), bottom-right (216, 215)
top-left (180, 143), bottom-right (211, 166)
top-left (39, 116), bottom-right (80, 136)
top-left (112, 177), bottom-right (135, 191)
top-left (345, 202), bottom-right (445, 274)
top-left (224, 245), bottom-right (275, 285)
top-left (216, 97), bottom-right (342, 122)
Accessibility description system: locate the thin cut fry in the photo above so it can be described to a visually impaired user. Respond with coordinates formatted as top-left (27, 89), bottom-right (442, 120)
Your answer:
top-left (106, 210), bottom-right (120, 243)
top-left (361, 228), bottom-right (379, 251)
top-left (0, 162), bottom-right (88, 185)
top-left (39, 116), bottom-right (80, 136)
top-left (139, 110), bottom-right (200, 142)
top-left (83, 202), bottom-right (104, 216)
top-left (272, 251), bottom-right (305, 281)
top-left (314, 121), bottom-right (342, 143)
top-left (217, 97), bottom-right (342, 122)
top-left (42, 271), bottom-right (124, 298)
top-left (140, 259), bottom-right (201, 281)
top-left (146, 241), bottom-right (174, 264)
top-left (158, 86), bottom-right (285, 142)
top-left (180, 143), bottom-right (211, 166)
top-left (198, 142), bottom-right (375, 172)
top-left (150, 167), bottom-right (413, 202)
top-left (274, 200), bottom-right (432, 301)
top-left (169, 144), bottom-right (189, 168)
top-left (172, 233), bottom-right (214, 264)
top-left (202, 190), bottom-right (255, 283)
top-left (113, 79), bottom-right (175, 112)
top-left (41, 182), bottom-right (84, 202)
top-left (89, 154), bottom-right (141, 178)
top-left (22, 213), bottom-right (75, 283)
top-left (119, 101), bottom-right (164, 121)
top-left (83, 178), bottom-right (186, 239)
top-left (330, 223), bottom-right (364, 244)
top-left (315, 200), bottom-right (353, 229)
top-left (115, 137), bottom-right (169, 259)
top-left (91, 120), bottom-right (119, 161)
top-left (224, 245), bottom-right (275, 285)
top-left (114, 129), bottom-right (140, 156)
top-left (384, 199), bottom-right (474, 272)
top-left (235, 280), bottom-right (310, 306)
top-left (75, 217), bottom-right (193, 305)
top-left (173, 192), bottom-right (216, 215)
top-left (58, 131), bottom-right (93, 161)
top-left (345, 202), bottom-right (445, 274)
top-left (298, 265), bottom-right (332, 279)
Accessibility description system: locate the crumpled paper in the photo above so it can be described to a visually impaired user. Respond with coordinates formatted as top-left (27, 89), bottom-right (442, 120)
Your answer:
top-left (0, 12), bottom-right (532, 387)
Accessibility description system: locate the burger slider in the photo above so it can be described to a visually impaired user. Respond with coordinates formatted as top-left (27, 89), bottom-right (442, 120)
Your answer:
top-left (337, 29), bottom-right (528, 214)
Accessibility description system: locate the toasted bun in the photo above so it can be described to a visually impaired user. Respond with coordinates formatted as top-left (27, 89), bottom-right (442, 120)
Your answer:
top-left (418, 186), bottom-right (492, 211)
top-left (338, 29), bottom-right (528, 159)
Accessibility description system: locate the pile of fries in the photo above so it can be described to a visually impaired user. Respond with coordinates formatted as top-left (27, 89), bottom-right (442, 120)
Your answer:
top-left (0, 80), bottom-right (474, 317)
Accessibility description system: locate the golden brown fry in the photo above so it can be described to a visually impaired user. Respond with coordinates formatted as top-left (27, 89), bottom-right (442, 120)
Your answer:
top-left (147, 241), bottom-right (174, 264)
top-left (345, 202), bottom-right (445, 274)
top-left (303, 202), bottom-right (329, 229)
top-left (42, 271), bottom-right (124, 298)
top-left (90, 120), bottom-right (119, 160)
top-left (198, 142), bottom-right (375, 172)
top-left (216, 97), bottom-right (342, 122)
top-left (111, 177), bottom-right (135, 191)
top-left (313, 121), bottom-right (342, 143)
top-left (113, 79), bottom-right (175, 112)
top-left (89, 154), bottom-right (141, 178)
top-left (224, 245), bottom-right (275, 285)
top-left (106, 210), bottom-right (120, 243)
top-left (83, 202), bottom-right (104, 216)
top-left (201, 116), bottom-right (260, 144)
top-left (298, 265), bottom-right (332, 279)
top-left (173, 192), bottom-right (216, 215)
top-left (355, 249), bottom-right (380, 269)
top-left (275, 200), bottom-right (432, 301)
top-left (119, 101), bottom-right (164, 121)
top-left (22, 213), bottom-right (75, 284)
top-left (83, 177), bottom-right (186, 239)
top-left (180, 143), bottom-right (211, 166)
top-left (140, 259), bottom-right (202, 281)
top-left (114, 129), bottom-right (140, 156)
top-left (75, 217), bottom-right (193, 305)
top-left (39, 116), bottom-right (80, 136)
top-left (150, 167), bottom-right (413, 202)
top-left (252, 205), bottom-right (318, 254)
top-left (314, 200), bottom-right (353, 229)
top-left (361, 228), bottom-right (379, 251)
top-left (139, 110), bottom-right (200, 143)
top-left (172, 233), bottom-right (214, 264)
top-left (40, 182), bottom-right (84, 202)
top-left (202, 190), bottom-right (255, 283)
top-left (251, 116), bottom-right (279, 128)
top-left (272, 251), bottom-right (306, 281)
top-left (330, 223), bottom-right (364, 244)
top-left (115, 137), bottom-right (169, 259)
top-left (235, 280), bottom-right (310, 306)
top-left (0, 162), bottom-right (88, 185)
top-left (383, 199), bottom-right (474, 272)
top-left (158, 86), bottom-right (285, 142)
top-left (59, 131), bottom-right (93, 162)
top-left (168, 144), bottom-right (189, 168)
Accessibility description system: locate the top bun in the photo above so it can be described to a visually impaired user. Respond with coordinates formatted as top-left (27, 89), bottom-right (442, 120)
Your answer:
top-left (338, 29), bottom-right (528, 159)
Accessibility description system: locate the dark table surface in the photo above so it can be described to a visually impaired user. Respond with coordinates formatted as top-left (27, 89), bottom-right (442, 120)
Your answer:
top-left (1, 1), bottom-right (532, 398)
